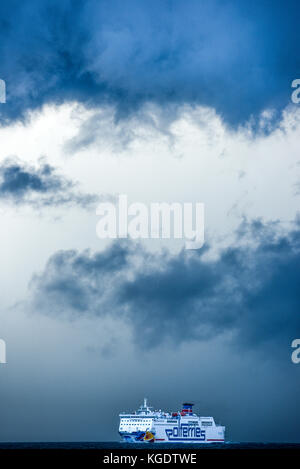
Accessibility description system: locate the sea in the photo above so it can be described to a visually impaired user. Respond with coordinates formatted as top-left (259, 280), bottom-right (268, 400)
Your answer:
top-left (0, 442), bottom-right (299, 449)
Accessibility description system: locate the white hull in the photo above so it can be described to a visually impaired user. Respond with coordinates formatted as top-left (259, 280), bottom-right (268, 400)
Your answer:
top-left (119, 399), bottom-right (225, 444)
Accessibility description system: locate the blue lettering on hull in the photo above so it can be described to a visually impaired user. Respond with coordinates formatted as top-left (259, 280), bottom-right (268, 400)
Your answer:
top-left (165, 425), bottom-right (205, 441)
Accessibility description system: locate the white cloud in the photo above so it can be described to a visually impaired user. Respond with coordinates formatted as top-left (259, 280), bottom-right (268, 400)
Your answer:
top-left (0, 102), bottom-right (299, 304)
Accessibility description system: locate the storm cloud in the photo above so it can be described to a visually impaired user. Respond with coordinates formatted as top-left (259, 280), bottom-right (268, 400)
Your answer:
top-left (0, 0), bottom-right (299, 128)
top-left (29, 218), bottom-right (300, 354)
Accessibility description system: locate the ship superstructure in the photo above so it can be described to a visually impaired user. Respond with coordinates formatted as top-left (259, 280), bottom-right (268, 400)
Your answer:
top-left (119, 399), bottom-right (225, 443)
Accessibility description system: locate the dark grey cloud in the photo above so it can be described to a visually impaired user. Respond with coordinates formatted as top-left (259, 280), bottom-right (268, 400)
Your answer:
top-left (0, 0), bottom-right (299, 129)
top-left (29, 218), bottom-right (300, 354)
top-left (0, 158), bottom-right (99, 208)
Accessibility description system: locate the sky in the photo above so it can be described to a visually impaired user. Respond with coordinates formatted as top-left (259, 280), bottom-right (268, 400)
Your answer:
top-left (0, 0), bottom-right (300, 442)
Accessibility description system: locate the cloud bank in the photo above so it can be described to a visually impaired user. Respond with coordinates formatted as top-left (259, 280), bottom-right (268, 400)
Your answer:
top-left (29, 217), bottom-right (300, 354)
top-left (0, 0), bottom-right (299, 127)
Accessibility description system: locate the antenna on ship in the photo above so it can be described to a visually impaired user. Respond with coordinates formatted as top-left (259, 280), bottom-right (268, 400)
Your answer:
top-left (144, 397), bottom-right (147, 408)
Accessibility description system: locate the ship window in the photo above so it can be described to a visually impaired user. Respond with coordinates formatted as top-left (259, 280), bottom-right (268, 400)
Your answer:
top-left (201, 421), bottom-right (212, 426)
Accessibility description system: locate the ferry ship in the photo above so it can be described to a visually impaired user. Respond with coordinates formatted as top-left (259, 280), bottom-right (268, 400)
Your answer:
top-left (119, 399), bottom-right (225, 443)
